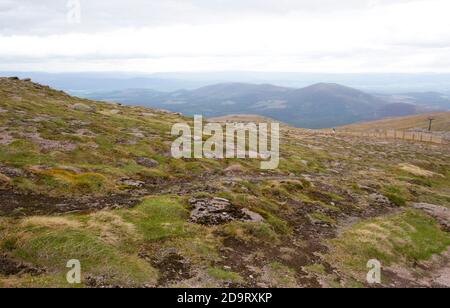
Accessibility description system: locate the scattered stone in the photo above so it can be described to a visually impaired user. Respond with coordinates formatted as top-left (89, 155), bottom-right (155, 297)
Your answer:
top-left (58, 165), bottom-right (82, 174)
top-left (413, 203), bottom-right (450, 231)
top-left (0, 107), bottom-right (7, 113)
top-left (85, 141), bottom-right (99, 149)
top-left (357, 184), bottom-right (377, 193)
top-left (85, 275), bottom-right (120, 288)
top-left (369, 193), bottom-right (392, 206)
top-left (29, 165), bottom-right (53, 173)
top-left (129, 129), bottom-right (145, 138)
top-left (22, 132), bottom-right (77, 152)
top-left (0, 130), bottom-right (13, 145)
top-left (70, 120), bottom-right (90, 127)
top-left (242, 208), bottom-right (264, 222)
top-left (135, 157), bottom-right (159, 168)
top-left (118, 178), bottom-right (145, 188)
top-left (30, 115), bottom-right (54, 123)
top-left (224, 164), bottom-right (245, 174)
top-left (189, 197), bottom-right (263, 225)
top-left (204, 151), bottom-right (222, 159)
top-left (0, 166), bottom-right (24, 178)
top-left (73, 128), bottom-right (96, 137)
top-left (116, 138), bottom-right (138, 145)
top-left (72, 103), bottom-right (95, 112)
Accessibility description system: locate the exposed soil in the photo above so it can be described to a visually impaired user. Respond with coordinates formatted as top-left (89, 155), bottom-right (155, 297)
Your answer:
top-left (21, 132), bottom-right (77, 153)
top-left (0, 254), bottom-right (45, 276)
top-left (0, 168), bottom-right (447, 288)
top-left (0, 174), bottom-right (304, 216)
top-left (0, 189), bottom-right (141, 216)
top-left (85, 275), bottom-right (121, 288)
top-left (0, 130), bottom-right (13, 145)
top-left (153, 253), bottom-right (193, 286)
top-left (139, 249), bottom-right (193, 286)
top-left (384, 248), bottom-right (450, 288)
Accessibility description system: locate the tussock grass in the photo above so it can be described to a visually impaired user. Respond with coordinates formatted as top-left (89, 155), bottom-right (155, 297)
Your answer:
top-left (118, 196), bottom-right (191, 242)
top-left (326, 210), bottom-right (450, 283)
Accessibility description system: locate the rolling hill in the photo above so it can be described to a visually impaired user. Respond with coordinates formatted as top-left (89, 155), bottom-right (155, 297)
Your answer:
top-left (340, 111), bottom-right (450, 132)
top-left (86, 82), bottom-right (434, 129)
top-left (1, 77), bottom-right (450, 288)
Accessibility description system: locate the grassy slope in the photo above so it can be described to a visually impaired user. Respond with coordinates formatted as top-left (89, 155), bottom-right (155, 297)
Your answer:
top-left (339, 112), bottom-right (450, 131)
top-left (0, 78), bottom-right (449, 288)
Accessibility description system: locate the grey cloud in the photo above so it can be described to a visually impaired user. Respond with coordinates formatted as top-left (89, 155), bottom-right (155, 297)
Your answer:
top-left (0, 0), bottom-right (422, 35)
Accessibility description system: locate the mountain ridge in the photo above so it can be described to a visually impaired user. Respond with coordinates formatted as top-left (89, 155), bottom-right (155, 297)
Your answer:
top-left (86, 82), bottom-right (430, 129)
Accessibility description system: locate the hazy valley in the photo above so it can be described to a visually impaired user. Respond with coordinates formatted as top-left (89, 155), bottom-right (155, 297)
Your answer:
top-left (85, 82), bottom-right (450, 129)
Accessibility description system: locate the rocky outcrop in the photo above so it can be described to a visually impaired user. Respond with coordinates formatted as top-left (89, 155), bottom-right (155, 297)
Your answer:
top-left (413, 203), bottom-right (450, 231)
top-left (189, 197), bottom-right (264, 225)
top-left (72, 103), bottom-right (95, 112)
top-left (224, 164), bottom-right (245, 175)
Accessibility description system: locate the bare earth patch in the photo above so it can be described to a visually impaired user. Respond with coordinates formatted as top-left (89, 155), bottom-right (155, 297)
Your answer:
top-left (22, 132), bottom-right (77, 152)
top-left (386, 248), bottom-right (450, 288)
top-left (0, 254), bottom-right (45, 277)
top-left (0, 130), bottom-right (14, 145)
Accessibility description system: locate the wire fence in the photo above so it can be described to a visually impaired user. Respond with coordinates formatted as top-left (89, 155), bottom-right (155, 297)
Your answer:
top-left (301, 129), bottom-right (448, 145)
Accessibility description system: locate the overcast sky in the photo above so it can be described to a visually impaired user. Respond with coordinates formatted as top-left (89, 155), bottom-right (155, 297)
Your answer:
top-left (1, 0), bottom-right (450, 73)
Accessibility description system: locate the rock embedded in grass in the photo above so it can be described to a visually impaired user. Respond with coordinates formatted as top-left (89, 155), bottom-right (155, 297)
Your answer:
top-left (224, 164), bottom-right (245, 175)
top-left (369, 193), bottom-right (392, 206)
top-left (135, 157), bottom-right (159, 168)
top-left (72, 103), bottom-right (95, 112)
top-left (118, 178), bottom-right (145, 188)
top-left (413, 203), bottom-right (450, 231)
top-left (189, 197), bottom-right (263, 225)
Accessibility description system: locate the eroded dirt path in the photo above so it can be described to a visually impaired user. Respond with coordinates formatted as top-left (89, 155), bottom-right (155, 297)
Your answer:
top-left (0, 174), bottom-right (306, 216)
top-left (384, 247), bottom-right (450, 288)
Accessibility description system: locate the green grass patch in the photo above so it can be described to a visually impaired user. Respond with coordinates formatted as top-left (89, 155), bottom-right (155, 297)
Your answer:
top-left (309, 212), bottom-right (337, 225)
top-left (119, 196), bottom-right (191, 242)
top-left (8, 222), bottom-right (157, 287)
top-left (326, 210), bottom-right (450, 283)
top-left (208, 267), bottom-right (244, 283)
top-left (384, 185), bottom-right (408, 206)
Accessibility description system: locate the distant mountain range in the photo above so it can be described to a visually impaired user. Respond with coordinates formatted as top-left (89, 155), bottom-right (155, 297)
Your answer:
top-left (85, 83), bottom-right (449, 128)
top-left (376, 92), bottom-right (450, 110)
top-left (3, 71), bottom-right (450, 93)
